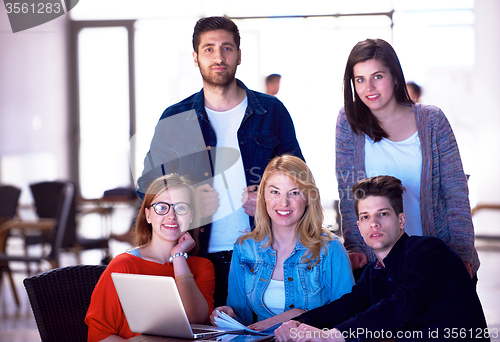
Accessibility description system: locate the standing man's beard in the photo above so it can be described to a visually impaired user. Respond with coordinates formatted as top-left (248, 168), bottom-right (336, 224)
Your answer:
top-left (199, 62), bottom-right (237, 88)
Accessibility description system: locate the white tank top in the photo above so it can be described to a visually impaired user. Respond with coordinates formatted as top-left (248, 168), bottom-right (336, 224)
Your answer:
top-left (364, 131), bottom-right (423, 236)
top-left (263, 279), bottom-right (285, 315)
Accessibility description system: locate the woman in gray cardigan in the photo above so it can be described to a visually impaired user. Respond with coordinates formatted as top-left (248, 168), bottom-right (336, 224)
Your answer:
top-left (336, 38), bottom-right (479, 279)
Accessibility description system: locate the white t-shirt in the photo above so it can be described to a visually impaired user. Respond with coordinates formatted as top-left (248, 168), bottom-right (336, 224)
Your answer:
top-left (364, 131), bottom-right (423, 236)
top-left (205, 97), bottom-right (250, 252)
top-left (263, 279), bottom-right (285, 315)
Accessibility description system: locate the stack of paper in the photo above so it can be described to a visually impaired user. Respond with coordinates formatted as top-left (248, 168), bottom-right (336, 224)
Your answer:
top-left (213, 310), bottom-right (281, 335)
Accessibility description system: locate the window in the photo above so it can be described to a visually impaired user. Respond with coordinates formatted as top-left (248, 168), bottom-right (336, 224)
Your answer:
top-left (76, 24), bottom-right (133, 198)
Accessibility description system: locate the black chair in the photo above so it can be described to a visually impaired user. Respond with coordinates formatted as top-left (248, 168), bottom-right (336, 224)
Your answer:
top-left (24, 264), bottom-right (106, 342)
top-left (0, 182), bottom-right (74, 273)
top-left (0, 184), bottom-right (21, 220)
top-left (0, 184), bottom-right (22, 305)
top-left (26, 181), bottom-right (110, 265)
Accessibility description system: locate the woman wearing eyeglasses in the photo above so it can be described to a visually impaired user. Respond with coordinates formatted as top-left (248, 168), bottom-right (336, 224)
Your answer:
top-left (86, 174), bottom-right (215, 342)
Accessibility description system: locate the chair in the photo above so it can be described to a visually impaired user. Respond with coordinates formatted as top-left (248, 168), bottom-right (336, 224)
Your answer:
top-left (472, 204), bottom-right (500, 241)
top-left (0, 182), bottom-right (74, 273)
top-left (26, 181), bottom-right (111, 265)
top-left (0, 184), bottom-right (21, 220)
top-left (24, 264), bottom-right (106, 342)
top-left (0, 184), bottom-right (22, 305)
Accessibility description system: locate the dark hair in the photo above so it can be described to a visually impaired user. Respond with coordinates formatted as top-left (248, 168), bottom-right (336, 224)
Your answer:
top-left (352, 175), bottom-right (406, 216)
top-left (343, 39), bottom-right (413, 142)
top-left (192, 16), bottom-right (240, 53)
top-left (406, 81), bottom-right (422, 98)
top-left (266, 74), bottom-right (281, 83)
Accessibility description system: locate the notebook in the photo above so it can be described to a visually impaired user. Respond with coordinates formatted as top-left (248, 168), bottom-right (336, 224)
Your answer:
top-left (111, 272), bottom-right (228, 339)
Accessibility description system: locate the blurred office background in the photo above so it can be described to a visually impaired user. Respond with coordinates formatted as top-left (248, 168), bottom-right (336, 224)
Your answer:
top-left (2, 0), bottom-right (499, 228)
top-left (1, 0), bottom-right (500, 339)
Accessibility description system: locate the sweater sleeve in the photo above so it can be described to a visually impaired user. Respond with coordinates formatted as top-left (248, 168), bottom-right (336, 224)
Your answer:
top-left (430, 107), bottom-right (476, 267)
top-left (190, 256), bottom-right (216, 317)
top-left (294, 273), bottom-right (372, 329)
top-left (85, 255), bottom-right (139, 342)
top-left (335, 109), bottom-right (366, 254)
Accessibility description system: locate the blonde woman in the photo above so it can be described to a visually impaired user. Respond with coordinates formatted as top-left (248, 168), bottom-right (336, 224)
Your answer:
top-left (210, 155), bottom-right (354, 331)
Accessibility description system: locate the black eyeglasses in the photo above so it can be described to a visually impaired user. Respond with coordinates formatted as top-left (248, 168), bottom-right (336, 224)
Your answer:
top-left (150, 202), bottom-right (191, 216)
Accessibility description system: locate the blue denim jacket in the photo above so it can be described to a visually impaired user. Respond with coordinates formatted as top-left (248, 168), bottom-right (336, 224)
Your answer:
top-left (136, 79), bottom-right (304, 256)
top-left (226, 235), bottom-right (354, 325)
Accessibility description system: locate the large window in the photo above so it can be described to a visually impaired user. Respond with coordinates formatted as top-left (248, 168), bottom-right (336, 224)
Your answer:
top-left (71, 0), bottom-right (475, 211)
top-left (73, 21), bottom-right (135, 198)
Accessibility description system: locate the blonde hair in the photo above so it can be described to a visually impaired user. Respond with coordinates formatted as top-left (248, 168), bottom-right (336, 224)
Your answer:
top-left (134, 174), bottom-right (200, 253)
top-left (238, 155), bottom-right (333, 266)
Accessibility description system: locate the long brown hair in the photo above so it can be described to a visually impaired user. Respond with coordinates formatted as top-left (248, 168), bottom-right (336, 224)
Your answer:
top-left (133, 174), bottom-right (200, 253)
top-left (238, 155), bottom-right (333, 266)
top-left (343, 38), bottom-right (413, 142)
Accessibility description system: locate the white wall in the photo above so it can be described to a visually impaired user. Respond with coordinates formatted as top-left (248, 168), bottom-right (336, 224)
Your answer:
top-left (472, 0), bottom-right (500, 234)
top-left (0, 11), bottom-right (70, 203)
top-left (2, 1), bottom-right (499, 213)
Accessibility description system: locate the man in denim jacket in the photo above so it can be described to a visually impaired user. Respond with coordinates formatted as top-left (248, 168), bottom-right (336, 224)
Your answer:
top-left (136, 16), bottom-right (303, 308)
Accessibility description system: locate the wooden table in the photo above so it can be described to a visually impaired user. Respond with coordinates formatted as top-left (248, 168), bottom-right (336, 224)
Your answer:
top-left (0, 217), bottom-right (56, 305)
top-left (77, 196), bottom-right (139, 239)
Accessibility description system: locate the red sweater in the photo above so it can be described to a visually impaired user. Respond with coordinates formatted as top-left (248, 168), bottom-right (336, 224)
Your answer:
top-left (85, 253), bottom-right (215, 341)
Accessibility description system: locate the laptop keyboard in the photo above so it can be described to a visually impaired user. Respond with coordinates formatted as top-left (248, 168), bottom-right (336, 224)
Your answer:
top-left (192, 328), bottom-right (217, 334)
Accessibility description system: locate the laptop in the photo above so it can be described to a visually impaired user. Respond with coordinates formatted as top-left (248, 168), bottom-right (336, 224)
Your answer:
top-left (111, 272), bottom-right (229, 339)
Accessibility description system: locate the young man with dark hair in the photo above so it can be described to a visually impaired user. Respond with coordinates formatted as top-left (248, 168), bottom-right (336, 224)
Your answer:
top-left (274, 176), bottom-right (489, 342)
top-left (137, 16), bottom-right (304, 308)
top-left (192, 16), bottom-right (241, 54)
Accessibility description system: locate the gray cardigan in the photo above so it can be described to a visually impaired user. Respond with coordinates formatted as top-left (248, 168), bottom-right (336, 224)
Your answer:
top-left (336, 103), bottom-right (479, 274)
